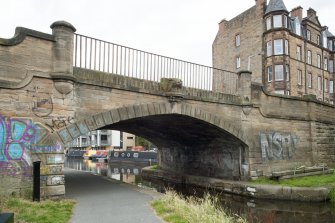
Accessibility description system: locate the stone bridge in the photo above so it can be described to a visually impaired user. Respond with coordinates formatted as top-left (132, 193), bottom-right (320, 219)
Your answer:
top-left (1, 21), bottom-right (334, 197)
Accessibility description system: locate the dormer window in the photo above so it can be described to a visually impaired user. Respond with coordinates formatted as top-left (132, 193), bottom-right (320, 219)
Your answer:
top-left (322, 31), bottom-right (327, 48)
top-left (266, 17), bottom-right (271, 30)
top-left (284, 15), bottom-right (288, 28)
top-left (273, 15), bottom-right (282, 28)
top-left (317, 35), bottom-right (320, 45)
top-left (294, 18), bottom-right (301, 36)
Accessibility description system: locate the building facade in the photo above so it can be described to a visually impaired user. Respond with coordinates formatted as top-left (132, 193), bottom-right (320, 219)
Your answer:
top-left (213, 0), bottom-right (335, 104)
top-left (67, 130), bottom-right (135, 150)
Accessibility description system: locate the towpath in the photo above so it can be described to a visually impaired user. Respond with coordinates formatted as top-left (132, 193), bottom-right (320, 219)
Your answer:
top-left (65, 168), bottom-right (163, 223)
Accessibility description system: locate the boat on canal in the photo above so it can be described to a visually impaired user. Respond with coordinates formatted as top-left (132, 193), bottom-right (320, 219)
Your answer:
top-left (108, 150), bottom-right (157, 164)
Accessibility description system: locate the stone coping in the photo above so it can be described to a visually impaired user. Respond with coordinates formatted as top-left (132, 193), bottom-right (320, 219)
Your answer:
top-left (141, 167), bottom-right (330, 202)
top-left (0, 27), bottom-right (54, 46)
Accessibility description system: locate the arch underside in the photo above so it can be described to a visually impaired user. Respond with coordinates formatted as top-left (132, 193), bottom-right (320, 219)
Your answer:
top-left (103, 114), bottom-right (248, 180)
top-left (58, 103), bottom-right (249, 180)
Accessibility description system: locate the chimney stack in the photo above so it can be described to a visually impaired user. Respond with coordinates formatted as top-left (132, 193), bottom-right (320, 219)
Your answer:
top-left (291, 6), bottom-right (303, 21)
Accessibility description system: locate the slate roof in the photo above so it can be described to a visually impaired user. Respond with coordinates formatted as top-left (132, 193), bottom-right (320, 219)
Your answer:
top-left (265, 0), bottom-right (288, 15)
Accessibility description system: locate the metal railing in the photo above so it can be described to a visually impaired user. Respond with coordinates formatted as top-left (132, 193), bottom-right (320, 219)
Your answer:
top-left (73, 33), bottom-right (238, 94)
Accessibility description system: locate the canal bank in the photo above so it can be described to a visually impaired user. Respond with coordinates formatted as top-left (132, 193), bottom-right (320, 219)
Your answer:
top-left (141, 167), bottom-right (331, 202)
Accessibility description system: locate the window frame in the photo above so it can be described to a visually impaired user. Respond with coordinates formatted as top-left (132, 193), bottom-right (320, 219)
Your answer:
top-left (307, 50), bottom-right (312, 65)
top-left (267, 66), bottom-right (273, 82)
top-left (236, 56), bottom-right (241, 69)
top-left (266, 17), bottom-right (271, 30)
top-left (267, 41), bottom-right (272, 56)
top-left (317, 76), bottom-right (322, 91)
top-left (317, 54), bottom-right (321, 68)
top-left (285, 64), bottom-right (290, 81)
top-left (308, 73), bottom-right (312, 88)
top-left (274, 39), bottom-right (283, 55)
top-left (296, 45), bottom-right (301, 60)
top-left (297, 69), bottom-right (302, 85)
top-left (324, 58), bottom-right (328, 71)
top-left (274, 64), bottom-right (284, 81)
top-left (273, 15), bottom-right (282, 28)
top-left (285, 39), bottom-right (289, 55)
top-left (307, 29), bottom-right (311, 41)
top-left (235, 34), bottom-right (241, 47)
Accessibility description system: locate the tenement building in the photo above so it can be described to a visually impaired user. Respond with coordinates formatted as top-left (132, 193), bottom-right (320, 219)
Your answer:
top-left (213, 0), bottom-right (335, 104)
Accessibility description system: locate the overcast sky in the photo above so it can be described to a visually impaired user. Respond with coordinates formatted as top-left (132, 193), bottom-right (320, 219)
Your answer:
top-left (1, 0), bottom-right (334, 66)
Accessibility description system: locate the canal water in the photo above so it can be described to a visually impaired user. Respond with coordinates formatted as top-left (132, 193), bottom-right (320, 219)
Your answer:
top-left (65, 157), bottom-right (335, 223)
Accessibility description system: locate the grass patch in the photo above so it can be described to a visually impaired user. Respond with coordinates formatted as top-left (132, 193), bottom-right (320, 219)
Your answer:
top-left (151, 190), bottom-right (245, 223)
top-left (251, 174), bottom-right (335, 188)
top-left (0, 197), bottom-right (75, 223)
top-left (150, 164), bottom-right (158, 170)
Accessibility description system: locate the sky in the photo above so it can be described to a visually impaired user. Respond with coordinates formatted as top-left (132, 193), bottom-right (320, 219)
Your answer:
top-left (1, 0), bottom-right (335, 66)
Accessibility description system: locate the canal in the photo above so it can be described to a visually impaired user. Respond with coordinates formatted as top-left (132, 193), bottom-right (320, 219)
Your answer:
top-left (65, 157), bottom-right (335, 223)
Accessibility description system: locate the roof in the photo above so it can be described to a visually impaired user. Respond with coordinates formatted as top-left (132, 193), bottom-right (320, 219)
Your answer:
top-left (265, 0), bottom-right (288, 15)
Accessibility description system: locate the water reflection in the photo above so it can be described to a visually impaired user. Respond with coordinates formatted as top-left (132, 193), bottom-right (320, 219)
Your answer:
top-left (65, 158), bottom-right (335, 223)
top-left (65, 157), bottom-right (154, 187)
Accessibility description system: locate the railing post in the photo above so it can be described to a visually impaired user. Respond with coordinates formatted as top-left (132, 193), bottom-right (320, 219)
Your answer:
top-left (50, 21), bottom-right (77, 95)
top-left (33, 161), bottom-right (41, 202)
top-left (238, 70), bottom-right (252, 104)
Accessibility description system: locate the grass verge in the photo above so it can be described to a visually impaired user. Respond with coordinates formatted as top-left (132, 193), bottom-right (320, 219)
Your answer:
top-left (251, 174), bottom-right (335, 188)
top-left (0, 197), bottom-right (75, 223)
top-left (251, 173), bottom-right (335, 202)
top-left (151, 190), bottom-right (246, 223)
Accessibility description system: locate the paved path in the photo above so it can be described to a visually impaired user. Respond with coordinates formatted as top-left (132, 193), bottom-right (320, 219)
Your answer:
top-left (65, 168), bottom-right (163, 223)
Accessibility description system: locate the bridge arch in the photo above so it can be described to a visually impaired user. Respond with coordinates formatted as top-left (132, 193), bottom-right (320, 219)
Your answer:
top-left (58, 102), bottom-right (250, 180)
top-left (58, 102), bottom-right (248, 145)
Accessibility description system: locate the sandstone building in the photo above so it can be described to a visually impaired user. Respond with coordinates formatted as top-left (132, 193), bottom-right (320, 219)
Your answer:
top-left (213, 0), bottom-right (335, 104)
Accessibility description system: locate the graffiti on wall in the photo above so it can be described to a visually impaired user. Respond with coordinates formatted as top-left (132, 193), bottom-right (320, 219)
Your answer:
top-left (260, 132), bottom-right (298, 160)
top-left (0, 115), bottom-right (61, 177)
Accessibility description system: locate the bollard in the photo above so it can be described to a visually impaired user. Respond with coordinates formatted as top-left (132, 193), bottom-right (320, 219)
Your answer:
top-left (33, 161), bottom-right (41, 202)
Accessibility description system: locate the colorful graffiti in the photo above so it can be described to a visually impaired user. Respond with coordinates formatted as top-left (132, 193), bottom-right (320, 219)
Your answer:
top-left (0, 115), bottom-right (61, 177)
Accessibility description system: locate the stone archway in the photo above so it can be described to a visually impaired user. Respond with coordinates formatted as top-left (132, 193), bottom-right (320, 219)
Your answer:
top-left (57, 102), bottom-right (250, 180)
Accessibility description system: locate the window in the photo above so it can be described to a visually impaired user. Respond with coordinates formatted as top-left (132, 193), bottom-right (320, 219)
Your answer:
top-left (325, 78), bottom-right (329, 92)
top-left (285, 40), bottom-right (289, 55)
top-left (317, 54), bottom-right (321, 68)
top-left (274, 39), bottom-right (283, 55)
top-left (307, 29), bottom-right (311, 41)
top-left (236, 57), bottom-right (240, 68)
top-left (235, 34), bottom-right (240, 47)
top-left (322, 31), bottom-right (328, 48)
top-left (308, 73), bottom-right (312, 88)
top-left (284, 15), bottom-right (288, 28)
top-left (266, 17), bottom-right (271, 30)
top-left (267, 41), bottom-right (272, 56)
top-left (329, 40), bottom-right (334, 51)
top-left (285, 64), bottom-right (290, 81)
top-left (274, 90), bottom-right (285, 95)
top-left (127, 136), bottom-right (134, 139)
top-left (286, 90), bottom-right (290, 95)
top-left (297, 70), bottom-right (302, 85)
top-left (317, 35), bottom-right (320, 45)
top-left (317, 76), bottom-right (322, 90)
top-left (275, 65), bottom-right (284, 81)
top-left (330, 80), bottom-right (334, 93)
top-left (273, 15), bottom-right (282, 28)
top-left (307, 50), bottom-right (312, 64)
top-left (267, 66), bottom-right (273, 82)
top-left (296, 46), bottom-right (301, 60)
top-left (329, 60), bottom-right (334, 73)
top-left (101, 135), bottom-right (107, 140)
top-left (295, 18), bottom-right (301, 36)
top-left (324, 58), bottom-right (328, 70)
